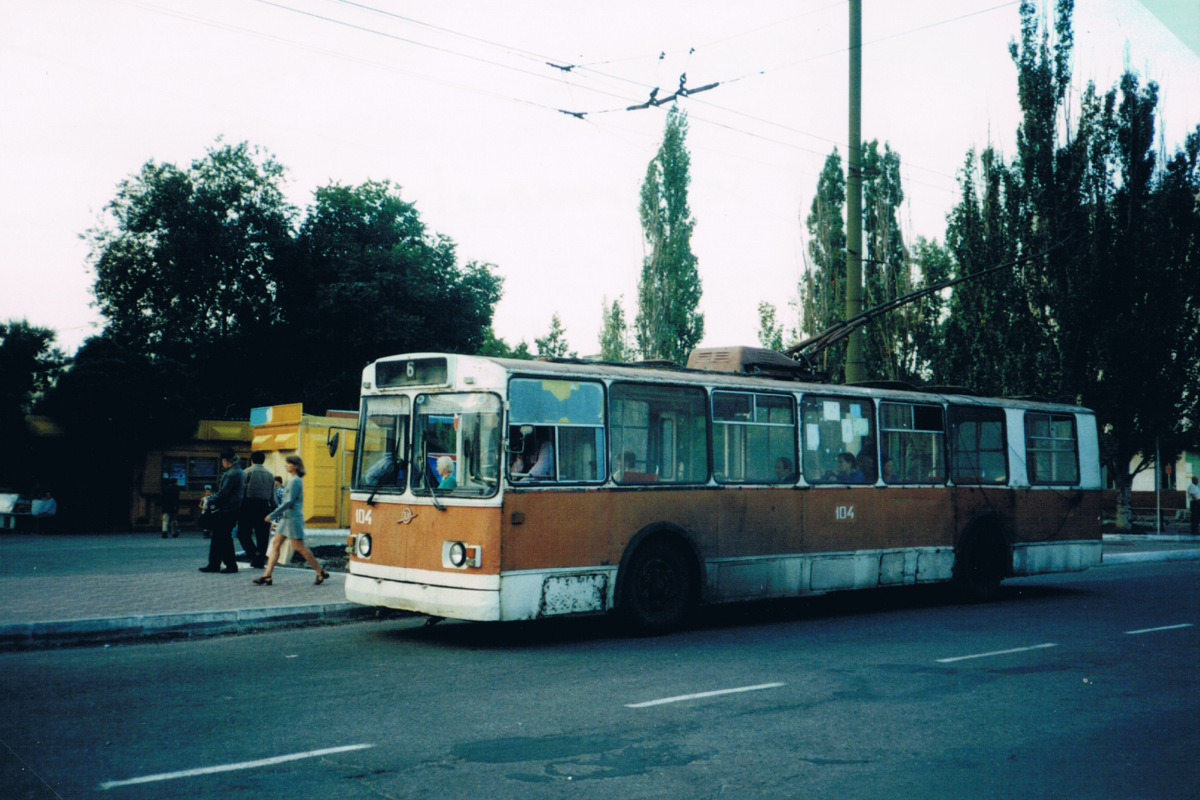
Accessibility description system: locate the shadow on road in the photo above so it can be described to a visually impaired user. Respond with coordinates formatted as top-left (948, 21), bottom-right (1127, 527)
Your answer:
top-left (366, 579), bottom-right (1093, 650)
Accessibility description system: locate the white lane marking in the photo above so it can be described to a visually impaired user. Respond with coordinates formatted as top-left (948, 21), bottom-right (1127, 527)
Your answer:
top-left (626, 682), bottom-right (786, 708)
top-left (99, 744), bottom-right (374, 790)
top-left (936, 643), bottom-right (1058, 664)
top-left (1125, 623), bottom-right (1194, 635)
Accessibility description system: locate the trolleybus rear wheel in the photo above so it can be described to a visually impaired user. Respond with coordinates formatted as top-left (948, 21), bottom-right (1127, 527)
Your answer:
top-left (954, 528), bottom-right (1006, 603)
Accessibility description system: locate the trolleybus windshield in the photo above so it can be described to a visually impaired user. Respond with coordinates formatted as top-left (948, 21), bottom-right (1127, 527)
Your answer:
top-left (411, 393), bottom-right (502, 498)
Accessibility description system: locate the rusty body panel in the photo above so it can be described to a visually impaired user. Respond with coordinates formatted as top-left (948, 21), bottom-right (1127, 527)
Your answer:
top-left (352, 484), bottom-right (1099, 578)
top-left (352, 500), bottom-right (502, 574)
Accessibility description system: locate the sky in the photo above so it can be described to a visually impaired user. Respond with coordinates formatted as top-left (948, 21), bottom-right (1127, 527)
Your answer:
top-left (2, 0), bottom-right (1199, 360)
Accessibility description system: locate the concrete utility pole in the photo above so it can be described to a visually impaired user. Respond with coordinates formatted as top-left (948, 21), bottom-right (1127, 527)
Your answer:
top-left (844, 0), bottom-right (866, 383)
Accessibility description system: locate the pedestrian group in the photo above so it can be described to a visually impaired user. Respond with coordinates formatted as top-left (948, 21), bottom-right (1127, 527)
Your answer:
top-left (197, 449), bottom-right (328, 586)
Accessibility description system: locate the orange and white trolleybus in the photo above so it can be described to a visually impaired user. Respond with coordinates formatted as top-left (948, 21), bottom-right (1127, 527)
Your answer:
top-left (344, 349), bottom-right (1102, 632)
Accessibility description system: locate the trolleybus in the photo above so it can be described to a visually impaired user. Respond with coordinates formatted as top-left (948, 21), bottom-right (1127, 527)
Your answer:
top-left (344, 349), bottom-right (1102, 632)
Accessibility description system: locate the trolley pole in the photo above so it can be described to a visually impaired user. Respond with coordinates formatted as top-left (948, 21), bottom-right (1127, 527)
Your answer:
top-left (844, 0), bottom-right (866, 383)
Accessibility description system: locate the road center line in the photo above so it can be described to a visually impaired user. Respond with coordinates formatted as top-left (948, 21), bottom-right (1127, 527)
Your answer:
top-left (936, 643), bottom-right (1058, 664)
top-left (99, 744), bottom-right (374, 790)
top-left (626, 682), bottom-right (786, 708)
top-left (1125, 623), bottom-right (1194, 635)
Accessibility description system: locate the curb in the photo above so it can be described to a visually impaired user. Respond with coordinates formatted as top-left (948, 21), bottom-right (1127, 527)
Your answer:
top-left (0, 602), bottom-right (396, 652)
top-left (1101, 549), bottom-right (1200, 566)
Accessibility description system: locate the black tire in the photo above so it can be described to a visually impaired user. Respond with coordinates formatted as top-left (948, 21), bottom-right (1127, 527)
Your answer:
top-left (954, 529), bottom-right (1006, 603)
top-left (620, 537), bottom-right (696, 634)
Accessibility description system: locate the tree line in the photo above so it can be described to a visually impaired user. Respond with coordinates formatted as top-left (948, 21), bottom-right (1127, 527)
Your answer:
top-left (3, 1), bottom-right (1195, 527)
top-left (768, 0), bottom-right (1199, 520)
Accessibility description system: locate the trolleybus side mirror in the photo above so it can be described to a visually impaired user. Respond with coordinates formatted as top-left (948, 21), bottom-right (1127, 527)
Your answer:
top-left (507, 425), bottom-right (535, 453)
top-left (327, 431), bottom-right (340, 457)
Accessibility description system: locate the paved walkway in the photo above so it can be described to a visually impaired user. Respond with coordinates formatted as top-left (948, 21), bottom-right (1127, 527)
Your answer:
top-left (1, 530), bottom-right (1198, 650)
top-left (0, 531), bottom-right (384, 650)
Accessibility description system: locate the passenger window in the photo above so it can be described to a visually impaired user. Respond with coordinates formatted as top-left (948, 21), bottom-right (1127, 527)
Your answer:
top-left (880, 402), bottom-right (946, 484)
top-left (611, 383), bottom-right (708, 484)
top-left (1025, 412), bottom-right (1079, 484)
top-left (949, 405), bottom-right (1007, 484)
top-left (801, 396), bottom-right (877, 484)
top-left (507, 379), bottom-right (605, 483)
top-left (712, 391), bottom-right (797, 484)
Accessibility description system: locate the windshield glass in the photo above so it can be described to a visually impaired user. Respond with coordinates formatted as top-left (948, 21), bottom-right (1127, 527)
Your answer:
top-left (354, 396), bottom-right (410, 492)
top-left (412, 393), bottom-right (502, 498)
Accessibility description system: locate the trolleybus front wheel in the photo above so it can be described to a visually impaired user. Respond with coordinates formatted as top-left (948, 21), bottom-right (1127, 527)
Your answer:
top-left (620, 537), bottom-right (697, 634)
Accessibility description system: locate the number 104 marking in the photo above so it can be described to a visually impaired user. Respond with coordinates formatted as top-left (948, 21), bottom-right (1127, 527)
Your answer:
top-left (835, 505), bottom-right (855, 520)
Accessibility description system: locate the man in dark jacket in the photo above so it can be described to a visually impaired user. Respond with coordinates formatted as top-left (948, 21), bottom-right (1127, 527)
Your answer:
top-left (200, 449), bottom-right (244, 574)
top-left (239, 451), bottom-right (275, 568)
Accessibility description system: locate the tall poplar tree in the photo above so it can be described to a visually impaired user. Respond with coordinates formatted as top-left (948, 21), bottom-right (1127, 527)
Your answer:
top-left (636, 105), bottom-right (704, 364)
top-left (861, 141), bottom-right (921, 382)
top-left (798, 150), bottom-right (847, 379)
top-left (599, 296), bottom-right (635, 362)
top-left (799, 143), bottom-right (935, 383)
top-left (535, 312), bottom-right (574, 358)
top-left (937, 0), bottom-right (1200, 526)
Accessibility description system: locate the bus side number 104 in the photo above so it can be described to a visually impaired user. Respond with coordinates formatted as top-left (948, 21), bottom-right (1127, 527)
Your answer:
top-left (836, 505), bottom-right (855, 521)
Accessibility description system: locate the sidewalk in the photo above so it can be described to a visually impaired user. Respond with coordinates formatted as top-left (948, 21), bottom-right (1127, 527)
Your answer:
top-left (0, 531), bottom-right (393, 651)
top-left (2, 531), bottom-right (1198, 651)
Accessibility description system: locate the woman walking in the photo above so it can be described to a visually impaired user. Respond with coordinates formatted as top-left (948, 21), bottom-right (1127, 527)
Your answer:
top-left (252, 455), bottom-right (329, 586)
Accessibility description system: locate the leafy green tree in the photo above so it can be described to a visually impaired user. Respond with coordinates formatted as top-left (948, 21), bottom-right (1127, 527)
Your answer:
top-left (40, 335), bottom-right (201, 528)
top-left (535, 312), bottom-right (575, 358)
top-left (86, 141), bottom-right (296, 359)
top-left (636, 105), bottom-right (704, 364)
top-left (599, 296), bottom-right (635, 362)
top-left (938, 146), bottom-right (1030, 397)
top-left (906, 236), bottom-right (952, 381)
top-left (800, 143), bottom-right (939, 383)
top-left (936, 0), bottom-right (1200, 527)
top-left (756, 302), bottom-right (785, 351)
top-left (0, 320), bottom-right (66, 414)
top-left (287, 180), bottom-right (504, 409)
top-left (861, 141), bottom-right (921, 382)
top-left (798, 150), bottom-right (848, 379)
top-left (0, 320), bottom-right (66, 487)
top-left (477, 327), bottom-right (532, 360)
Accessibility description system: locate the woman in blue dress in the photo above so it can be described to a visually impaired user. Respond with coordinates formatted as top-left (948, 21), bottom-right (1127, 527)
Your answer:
top-left (252, 455), bottom-right (329, 586)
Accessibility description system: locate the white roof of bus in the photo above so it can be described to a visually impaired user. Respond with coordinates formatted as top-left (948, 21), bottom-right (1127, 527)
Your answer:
top-left (416, 354), bottom-right (1096, 416)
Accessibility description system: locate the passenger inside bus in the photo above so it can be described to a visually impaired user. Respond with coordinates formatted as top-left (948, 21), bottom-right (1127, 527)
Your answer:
top-left (774, 457), bottom-right (799, 483)
top-left (824, 452), bottom-right (866, 483)
top-left (881, 456), bottom-right (896, 483)
top-left (510, 427), bottom-right (555, 481)
top-left (436, 455), bottom-right (457, 490)
top-left (615, 450), bottom-right (657, 483)
top-left (857, 452), bottom-right (876, 483)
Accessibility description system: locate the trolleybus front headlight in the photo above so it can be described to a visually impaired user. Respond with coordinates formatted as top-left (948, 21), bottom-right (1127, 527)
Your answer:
top-left (356, 533), bottom-right (372, 558)
top-left (443, 540), bottom-right (481, 569)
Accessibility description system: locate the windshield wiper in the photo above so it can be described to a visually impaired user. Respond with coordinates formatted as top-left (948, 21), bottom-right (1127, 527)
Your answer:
top-left (421, 437), bottom-right (446, 511)
top-left (428, 481), bottom-right (446, 512)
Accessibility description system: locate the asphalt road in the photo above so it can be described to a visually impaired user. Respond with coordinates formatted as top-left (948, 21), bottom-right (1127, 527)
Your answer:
top-left (2, 560), bottom-right (1197, 800)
